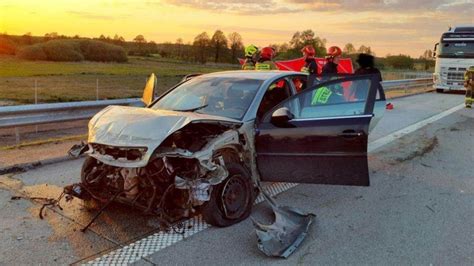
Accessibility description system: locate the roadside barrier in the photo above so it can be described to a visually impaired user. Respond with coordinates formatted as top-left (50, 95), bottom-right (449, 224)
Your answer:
top-left (0, 78), bottom-right (432, 130)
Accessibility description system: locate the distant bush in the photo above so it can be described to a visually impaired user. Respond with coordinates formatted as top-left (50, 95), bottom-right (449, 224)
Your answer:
top-left (0, 36), bottom-right (17, 55)
top-left (42, 41), bottom-right (84, 61)
top-left (79, 40), bottom-right (127, 62)
top-left (16, 44), bottom-right (47, 60)
top-left (385, 54), bottom-right (414, 70)
top-left (17, 40), bottom-right (127, 62)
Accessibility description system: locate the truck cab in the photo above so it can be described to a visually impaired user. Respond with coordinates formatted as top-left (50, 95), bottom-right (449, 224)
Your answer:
top-left (433, 25), bottom-right (474, 92)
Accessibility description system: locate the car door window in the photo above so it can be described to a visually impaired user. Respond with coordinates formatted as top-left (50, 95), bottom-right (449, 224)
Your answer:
top-left (257, 78), bottom-right (292, 118)
top-left (291, 76), bottom-right (307, 93)
top-left (265, 77), bottom-right (374, 120)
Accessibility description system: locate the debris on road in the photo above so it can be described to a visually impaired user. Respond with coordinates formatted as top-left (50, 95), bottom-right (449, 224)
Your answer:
top-left (252, 190), bottom-right (315, 258)
top-left (7, 193), bottom-right (65, 219)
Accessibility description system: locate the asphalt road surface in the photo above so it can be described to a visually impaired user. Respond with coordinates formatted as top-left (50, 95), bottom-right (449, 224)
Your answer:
top-left (0, 92), bottom-right (472, 265)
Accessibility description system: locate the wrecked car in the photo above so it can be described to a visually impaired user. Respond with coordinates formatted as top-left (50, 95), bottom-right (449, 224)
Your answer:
top-left (67, 71), bottom-right (386, 229)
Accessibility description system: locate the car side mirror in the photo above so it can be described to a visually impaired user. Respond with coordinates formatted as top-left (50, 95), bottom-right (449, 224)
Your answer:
top-left (271, 107), bottom-right (295, 127)
top-left (142, 73), bottom-right (158, 106)
top-left (433, 43), bottom-right (438, 58)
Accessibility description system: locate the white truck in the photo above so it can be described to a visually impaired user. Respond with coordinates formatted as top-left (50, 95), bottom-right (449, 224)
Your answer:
top-left (433, 25), bottom-right (474, 92)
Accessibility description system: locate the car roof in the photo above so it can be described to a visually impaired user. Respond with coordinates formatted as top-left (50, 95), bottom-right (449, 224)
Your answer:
top-left (202, 70), bottom-right (304, 81)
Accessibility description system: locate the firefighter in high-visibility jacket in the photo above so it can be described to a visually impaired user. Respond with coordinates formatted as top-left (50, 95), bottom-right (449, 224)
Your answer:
top-left (242, 44), bottom-right (259, 70)
top-left (465, 66), bottom-right (474, 108)
top-left (300, 45), bottom-right (318, 88)
top-left (255, 47), bottom-right (278, 70)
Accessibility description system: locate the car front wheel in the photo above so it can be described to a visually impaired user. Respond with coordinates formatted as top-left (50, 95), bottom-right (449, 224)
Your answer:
top-left (80, 156), bottom-right (105, 210)
top-left (201, 162), bottom-right (254, 227)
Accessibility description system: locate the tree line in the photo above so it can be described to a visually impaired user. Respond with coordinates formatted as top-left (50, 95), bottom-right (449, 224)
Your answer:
top-left (0, 30), bottom-right (434, 70)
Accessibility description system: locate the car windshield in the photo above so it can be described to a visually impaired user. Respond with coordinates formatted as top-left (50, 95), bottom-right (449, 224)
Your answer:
top-left (438, 41), bottom-right (474, 58)
top-left (151, 76), bottom-right (262, 120)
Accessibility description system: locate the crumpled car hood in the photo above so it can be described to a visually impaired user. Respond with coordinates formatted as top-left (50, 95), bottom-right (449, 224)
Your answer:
top-left (87, 105), bottom-right (241, 167)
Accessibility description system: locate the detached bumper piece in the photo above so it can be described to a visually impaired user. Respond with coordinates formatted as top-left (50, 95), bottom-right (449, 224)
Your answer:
top-left (252, 190), bottom-right (315, 258)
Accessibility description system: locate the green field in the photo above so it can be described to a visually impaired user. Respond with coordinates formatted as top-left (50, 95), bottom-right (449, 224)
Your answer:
top-left (0, 55), bottom-right (430, 105)
top-left (0, 55), bottom-right (239, 104)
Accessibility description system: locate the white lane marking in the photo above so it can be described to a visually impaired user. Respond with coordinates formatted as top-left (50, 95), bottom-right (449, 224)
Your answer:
top-left (87, 102), bottom-right (464, 265)
top-left (368, 104), bottom-right (464, 153)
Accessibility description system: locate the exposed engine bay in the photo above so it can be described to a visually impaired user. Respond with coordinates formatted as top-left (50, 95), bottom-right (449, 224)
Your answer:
top-left (67, 121), bottom-right (249, 224)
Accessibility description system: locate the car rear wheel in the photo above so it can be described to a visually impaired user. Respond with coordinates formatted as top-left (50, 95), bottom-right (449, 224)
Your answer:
top-left (201, 162), bottom-right (254, 227)
top-left (436, 89), bottom-right (444, 93)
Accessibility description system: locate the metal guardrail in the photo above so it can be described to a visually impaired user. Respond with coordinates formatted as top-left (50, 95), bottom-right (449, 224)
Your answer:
top-left (0, 98), bottom-right (143, 129)
top-left (0, 78), bottom-right (433, 130)
top-left (382, 78), bottom-right (433, 91)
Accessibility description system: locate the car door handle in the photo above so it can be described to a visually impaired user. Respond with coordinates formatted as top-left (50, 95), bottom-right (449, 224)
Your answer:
top-left (340, 130), bottom-right (363, 138)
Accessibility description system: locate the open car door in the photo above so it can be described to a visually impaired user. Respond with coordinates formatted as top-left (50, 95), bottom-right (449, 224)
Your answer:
top-left (255, 75), bottom-right (383, 186)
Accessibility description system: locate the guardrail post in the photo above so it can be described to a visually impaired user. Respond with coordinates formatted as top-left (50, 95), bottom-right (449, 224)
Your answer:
top-left (15, 127), bottom-right (20, 145)
top-left (35, 79), bottom-right (38, 133)
top-left (96, 78), bottom-right (99, 101)
top-left (34, 79), bottom-right (38, 104)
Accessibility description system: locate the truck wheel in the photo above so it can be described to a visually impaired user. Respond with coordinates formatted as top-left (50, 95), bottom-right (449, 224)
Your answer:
top-left (436, 89), bottom-right (444, 93)
top-left (201, 162), bottom-right (254, 227)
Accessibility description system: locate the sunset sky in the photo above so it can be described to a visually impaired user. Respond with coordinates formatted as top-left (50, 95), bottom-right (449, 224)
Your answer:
top-left (1, 0), bottom-right (472, 57)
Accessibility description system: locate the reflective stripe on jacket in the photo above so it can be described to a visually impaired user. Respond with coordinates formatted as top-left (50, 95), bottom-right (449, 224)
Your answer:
top-left (311, 87), bottom-right (332, 105)
top-left (242, 58), bottom-right (255, 70)
top-left (242, 63), bottom-right (255, 70)
top-left (255, 61), bottom-right (278, 70)
top-left (465, 67), bottom-right (474, 88)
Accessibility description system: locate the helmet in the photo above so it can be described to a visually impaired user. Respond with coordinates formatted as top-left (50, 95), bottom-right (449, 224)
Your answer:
top-left (260, 47), bottom-right (275, 60)
top-left (245, 44), bottom-right (258, 57)
top-left (301, 45), bottom-right (316, 57)
top-left (327, 46), bottom-right (342, 57)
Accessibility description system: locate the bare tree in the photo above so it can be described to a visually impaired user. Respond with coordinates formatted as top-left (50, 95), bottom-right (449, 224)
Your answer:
top-left (176, 38), bottom-right (183, 59)
top-left (113, 34), bottom-right (125, 44)
top-left (211, 30), bottom-right (228, 63)
top-left (289, 29), bottom-right (326, 57)
top-left (357, 45), bottom-right (374, 55)
top-left (193, 32), bottom-right (211, 64)
top-left (343, 43), bottom-right (356, 55)
top-left (228, 32), bottom-right (243, 63)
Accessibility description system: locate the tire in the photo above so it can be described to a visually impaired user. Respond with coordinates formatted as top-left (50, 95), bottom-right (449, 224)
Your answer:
top-left (80, 156), bottom-right (104, 210)
top-left (81, 156), bottom-right (101, 185)
top-left (436, 89), bottom-right (444, 93)
top-left (201, 162), bottom-right (255, 227)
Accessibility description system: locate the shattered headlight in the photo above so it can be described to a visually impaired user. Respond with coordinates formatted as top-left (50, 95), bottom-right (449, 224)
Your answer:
top-left (91, 144), bottom-right (148, 161)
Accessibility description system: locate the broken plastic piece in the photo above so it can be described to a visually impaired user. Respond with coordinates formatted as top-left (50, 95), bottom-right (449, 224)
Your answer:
top-left (68, 142), bottom-right (89, 158)
top-left (64, 183), bottom-right (92, 201)
top-left (252, 190), bottom-right (315, 258)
